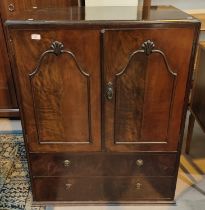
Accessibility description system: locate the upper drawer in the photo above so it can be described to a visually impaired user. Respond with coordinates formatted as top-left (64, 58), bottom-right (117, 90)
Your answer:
top-left (30, 153), bottom-right (177, 177)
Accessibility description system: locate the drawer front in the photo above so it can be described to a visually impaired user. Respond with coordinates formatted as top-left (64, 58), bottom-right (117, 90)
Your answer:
top-left (30, 153), bottom-right (176, 177)
top-left (33, 177), bottom-right (174, 202)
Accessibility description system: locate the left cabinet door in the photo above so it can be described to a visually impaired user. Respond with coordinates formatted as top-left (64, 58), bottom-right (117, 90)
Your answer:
top-left (10, 29), bottom-right (101, 152)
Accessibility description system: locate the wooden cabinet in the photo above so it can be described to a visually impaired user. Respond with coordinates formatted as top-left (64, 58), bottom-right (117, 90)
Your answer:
top-left (0, 15), bottom-right (18, 117)
top-left (0, 0), bottom-right (84, 117)
top-left (185, 42), bottom-right (205, 154)
top-left (0, 0), bottom-right (85, 20)
top-left (6, 6), bottom-right (200, 204)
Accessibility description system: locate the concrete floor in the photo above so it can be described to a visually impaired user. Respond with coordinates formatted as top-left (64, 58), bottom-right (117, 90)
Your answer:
top-left (0, 114), bottom-right (205, 210)
top-left (0, 118), bottom-right (22, 133)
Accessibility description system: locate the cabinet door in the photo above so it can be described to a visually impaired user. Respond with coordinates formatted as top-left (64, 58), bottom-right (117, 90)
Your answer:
top-left (10, 30), bottom-right (101, 152)
top-left (103, 28), bottom-right (195, 152)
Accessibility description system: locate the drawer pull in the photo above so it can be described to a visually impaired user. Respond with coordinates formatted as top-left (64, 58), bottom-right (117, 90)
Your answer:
top-left (64, 160), bottom-right (71, 167)
top-left (8, 3), bottom-right (15, 12)
top-left (65, 183), bottom-right (72, 191)
top-left (136, 159), bottom-right (144, 167)
top-left (136, 182), bottom-right (142, 190)
top-left (106, 82), bottom-right (113, 100)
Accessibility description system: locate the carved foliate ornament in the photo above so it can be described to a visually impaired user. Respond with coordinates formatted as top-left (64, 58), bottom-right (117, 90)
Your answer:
top-left (141, 40), bottom-right (155, 55)
top-left (51, 41), bottom-right (64, 56)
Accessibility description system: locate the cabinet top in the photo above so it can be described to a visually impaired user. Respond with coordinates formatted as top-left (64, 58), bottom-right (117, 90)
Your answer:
top-left (5, 6), bottom-right (200, 28)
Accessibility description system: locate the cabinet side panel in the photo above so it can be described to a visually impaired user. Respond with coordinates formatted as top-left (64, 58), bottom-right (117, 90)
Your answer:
top-left (191, 45), bottom-right (205, 130)
top-left (0, 17), bottom-right (17, 109)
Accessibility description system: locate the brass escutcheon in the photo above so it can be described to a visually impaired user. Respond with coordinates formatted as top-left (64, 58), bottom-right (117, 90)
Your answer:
top-left (65, 183), bottom-right (72, 191)
top-left (106, 82), bottom-right (113, 100)
top-left (136, 159), bottom-right (144, 167)
top-left (64, 160), bottom-right (71, 167)
top-left (136, 182), bottom-right (142, 190)
top-left (8, 3), bottom-right (15, 12)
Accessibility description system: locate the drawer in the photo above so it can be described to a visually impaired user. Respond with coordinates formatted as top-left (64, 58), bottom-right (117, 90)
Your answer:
top-left (33, 177), bottom-right (174, 202)
top-left (30, 153), bottom-right (177, 177)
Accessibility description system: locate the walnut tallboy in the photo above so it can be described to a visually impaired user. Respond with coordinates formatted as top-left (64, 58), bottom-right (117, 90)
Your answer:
top-left (5, 6), bottom-right (200, 204)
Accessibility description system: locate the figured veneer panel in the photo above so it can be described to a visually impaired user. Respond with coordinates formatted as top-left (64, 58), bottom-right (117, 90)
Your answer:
top-left (115, 53), bottom-right (147, 143)
top-left (10, 30), bottom-right (101, 152)
top-left (141, 53), bottom-right (176, 141)
top-left (104, 28), bottom-right (195, 152)
top-left (30, 49), bottom-right (90, 143)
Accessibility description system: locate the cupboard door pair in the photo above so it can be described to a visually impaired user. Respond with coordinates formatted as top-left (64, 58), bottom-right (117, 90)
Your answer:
top-left (10, 28), bottom-right (195, 152)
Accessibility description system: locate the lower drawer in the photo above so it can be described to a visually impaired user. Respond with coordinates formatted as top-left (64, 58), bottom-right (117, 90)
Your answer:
top-left (30, 153), bottom-right (177, 177)
top-left (32, 177), bottom-right (175, 202)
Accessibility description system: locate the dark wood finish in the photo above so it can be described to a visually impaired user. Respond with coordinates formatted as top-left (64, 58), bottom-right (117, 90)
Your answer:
top-left (142, 0), bottom-right (151, 6)
top-left (4, 6), bottom-right (200, 25)
top-left (0, 0), bottom-right (85, 20)
top-left (10, 29), bottom-right (101, 152)
top-left (33, 177), bottom-right (174, 202)
top-left (30, 153), bottom-right (177, 177)
top-left (5, 6), bottom-right (200, 204)
top-left (0, 0), bottom-right (86, 118)
top-left (0, 109), bottom-right (19, 117)
top-left (142, 0), bottom-right (151, 19)
top-left (103, 28), bottom-right (195, 152)
top-left (0, 14), bottom-right (18, 117)
top-left (185, 42), bottom-right (205, 154)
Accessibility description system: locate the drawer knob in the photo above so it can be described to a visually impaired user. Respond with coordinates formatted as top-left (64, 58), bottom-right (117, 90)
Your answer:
top-left (136, 159), bottom-right (144, 167)
top-left (136, 182), bottom-right (142, 190)
top-left (65, 183), bottom-right (72, 191)
top-left (64, 160), bottom-right (71, 167)
top-left (8, 3), bottom-right (15, 12)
